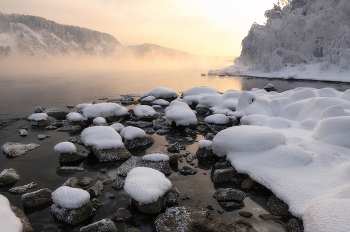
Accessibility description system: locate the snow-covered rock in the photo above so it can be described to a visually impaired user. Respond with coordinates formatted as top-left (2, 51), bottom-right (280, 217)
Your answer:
top-left (92, 116), bottom-right (107, 125)
top-left (82, 103), bottom-right (128, 122)
top-left (142, 154), bottom-right (169, 162)
top-left (0, 194), bottom-right (23, 232)
top-left (22, 188), bottom-right (52, 209)
top-left (66, 112), bottom-right (84, 122)
top-left (141, 87), bottom-right (178, 100)
top-left (165, 100), bottom-right (197, 127)
top-left (120, 126), bottom-right (154, 149)
top-left (0, 168), bottom-right (19, 186)
top-left (2, 142), bottom-right (40, 158)
top-left (80, 219), bottom-right (117, 232)
top-left (182, 86), bottom-right (218, 97)
top-left (132, 105), bottom-right (158, 121)
top-left (27, 113), bottom-right (54, 126)
top-left (54, 142), bottom-right (77, 154)
top-left (81, 126), bottom-right (124, 150)
top-left (110, 123), bottom-right (124, 132)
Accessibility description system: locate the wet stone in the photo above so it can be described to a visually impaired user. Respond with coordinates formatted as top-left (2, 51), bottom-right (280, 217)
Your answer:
top-left (38, 134), bottom-right (51, 140)
top-left (239, 211), bottom-right (253, 218)
top-left (112, 177), bottom-right (125, 190)
top-left (2, 142), bottom-right (40, 158)
top-left (103, 179), bottom-right (113, 185)
top-left (167, 142), bottom-right (180, 153)
top-left (286, 218), bottom-right (304, 232)
top-left (22, 188), bottom-right (53, 209)
top-left (34, 106), bottom-right (45, 113)
top-left (56, 124), bottom-right (81, 132)
top-left (62, 177), bottom-right (79, 188)
top-left (124, 228), bottom-right (140, 232)
top-left (11, 205), bottom-right (34, 232)
top-left (112, 208), bottom-right (132, 222)
top-left (51, 201), bottom-right (94, 226)
top-left (116, 156), bottom-right (172, 176)
top-left (88, 180), bottom-right (104, 198)
top-left (68, 135), bottom-right (83, 144)
top-left (19, 129), bottom-right (28, 137)
top-left (78, 177), bottom-right (93, 187)
top-left (212, 168), bottom-right (237, 183)
top-left (259, 214), bottom-right (282, 222)
top-left (219, 201), bottom-right (244, 210)
top-left (268, 194), bottom-right (293, 217)
top-left (213, 188), bottom-right (246, 202)
top-left (92, 146), bottom-right (132, 162)
top-left (43, 108), bottom-right (68, 119)
top-left (126, 120), bottom-right (153, 128)
top-left (9, 182), bottom-right (37, 194)
top-left (179, 166), bottom-right (197, 175)
top-left (0, 168), bottom-right (20, 186)
top-left (123, 136), bottom-right (154, 150)
top-left (226, 218), bottom-right (253, 232)
top-left (241, 177), bottom-right (256, 191)
top-left (165, 186), bottom-right (180, 207)
top-left (58, 150), bottom-right (88, 163)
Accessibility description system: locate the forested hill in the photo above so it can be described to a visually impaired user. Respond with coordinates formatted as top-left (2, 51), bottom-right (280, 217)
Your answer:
top-left (0, 13), bottom-right (122, 57)
top-left (235, 0), bottom-right (350, 72)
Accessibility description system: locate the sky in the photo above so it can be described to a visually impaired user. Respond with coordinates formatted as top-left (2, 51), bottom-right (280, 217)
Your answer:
top-left (0, 0), bottom-right (278, 56)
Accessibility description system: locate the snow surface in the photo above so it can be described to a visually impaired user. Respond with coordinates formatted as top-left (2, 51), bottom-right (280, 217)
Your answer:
top-left (204, 114), bottom-right (229, 124)
top-left (120, 126), bottom-right (146, 140)
top-left (142, 153), bottom-right (169, 162)
top-left (54, 142), bottom-right (77, 154)
top-left (52, 186), bottom-right (90, 209)
top-left (124, 167), bottom-right (172, 204)
top-left (76, 103), bottom-right (92, 113)
top-left (93, 117), bottom-right (107, 125)
top-left (81, 126), bottom-right (124, 149)
top-left (198, 140), bottom-right (212, 150)
top-left (206, 86), bottom-right (350, 231)
top-left (0, 194), bottom-right (22, 232)
top-left (27, 113), bottom-right (48, 121)
top-left (133, 105), bottom-right (157, 117)
top-left (165, 100), bottom-right (197, 126)
top-left (83, 103), bottom-right (128, 119)
top-left (182, 86), bottom-right (218, 97)
top-left (141, 87), bottom-right (178, 99)
top-left (141, 96), bottom-right (156, 102)
top-left (110, 123), bottom-right (124, 132)
top-left (66, 112), bottom-right (83, 122)
top-left (152, 99), bottom-right (169, 106)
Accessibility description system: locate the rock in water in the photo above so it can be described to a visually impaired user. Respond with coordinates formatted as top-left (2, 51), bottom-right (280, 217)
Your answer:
top-left (0, 168), bottom-right (20, 185)
top-left (22, 188), bottom-right (53, 210)
top-left (9, 182), bottom-right (37, 194)
top-left (155, 204), bottom-right (221, 232)
top-left (2, 142), bottom-right (40, 158)
top-left (19, 129), bottom-right (28, 137)
top-left (80, 219), bottom-right (118, 232)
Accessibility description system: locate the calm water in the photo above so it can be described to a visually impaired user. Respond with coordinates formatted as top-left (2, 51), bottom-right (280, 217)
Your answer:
top-left (1, 68), bottom-right (350, 231)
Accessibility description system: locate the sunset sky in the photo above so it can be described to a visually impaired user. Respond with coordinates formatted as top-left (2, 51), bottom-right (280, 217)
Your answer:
top-left (0, 0), bottom-right (278, 56)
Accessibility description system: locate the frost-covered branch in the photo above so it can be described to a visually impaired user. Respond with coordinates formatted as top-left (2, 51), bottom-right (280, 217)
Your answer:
top-left (274, 47), bottom-right (311, 64)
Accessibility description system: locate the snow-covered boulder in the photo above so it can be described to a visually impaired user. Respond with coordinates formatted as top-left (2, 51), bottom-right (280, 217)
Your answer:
top-left (51, 186), bottom-right (93, 226)
top-left (66, 112), bottom-right (84, 122)
top-left (2, 142), bottom-right (40, 158)
top-left (152, 99), bottom-right (169, 106)
top-left (132, 105), bottom-right (158, 121)
top-left (204, 114), bottom-right (231, 131)
top-left (82, 103), bottom-right (129, 122)
top-left (27, 113), bottom-right (54, 126)
top-left (76, 103), bottom-right (92, 114)
top-left (196, 140), bottom-right (215, 159)
top-left (124, 167), bottom-right (172, 214)
top-left (0, 194), bottom-right (23, 232)
top-left (110, 123), bottom-right (124, 132)
top-left (0, 168), bottom-right (19, 186)
top-left (9, 182), bottom-right (37, 194)
top-left (141, 87), bottom-right (178, 101)
top-left (165, 100), bottom-right (197, 127)
top-left (22, 188), bottom-right (52, 210)
top-left (182, 86), bottom-right (218, 97)
top-left (80, 219), bottom-right (117, 232)
top-left (81, 126), bottom-right (132, 162)
top-left (43, 108), bottom-right (68, 119)
top-left (92, 117), bottom-right (107, 125)
top-left (54, 142), bottom-right (88, 163)
top-left (142, 153), bottom-right (169, 162)
top-left (120, 126), bottom-right (154, 149)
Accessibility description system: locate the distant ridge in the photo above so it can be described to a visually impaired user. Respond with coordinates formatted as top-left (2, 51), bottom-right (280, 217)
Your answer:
top-left (0, 13), bottom-right (122, 57)
top-left (125, 43), bottom-right (192, 59)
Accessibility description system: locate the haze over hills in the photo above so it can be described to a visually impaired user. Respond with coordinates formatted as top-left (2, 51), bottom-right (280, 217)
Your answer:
top-left (0, 13), bottom-right (122, 57)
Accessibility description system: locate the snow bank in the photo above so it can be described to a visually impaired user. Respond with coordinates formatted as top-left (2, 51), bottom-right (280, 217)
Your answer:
top-left (141, 87), bottom-right (178, 99)
top-left (133, 105), bottom-right (157, 117)
top-left (54, 142), bottom-right (77, 154)
top-left (66, 112), bottom-right (83, 122)
top-left (83, 103), bottom-right (128, 119)
top-left (165, 100), bottom-right (197, 126)
top-left (81, 126), bottom-right (124, 149)
top-left (142, 154), bottom-right (169, 162)
top-left (93, 117), bottom-right (107, 125)
top-left (28, 113), bottom-right (48, 121)
top-left (0, 194), bottom-right (22, 232)
top-left (52, 186), bottom-right (90, 209)
top-left (198, 140), bottom-right (212, 150)
top-left (120, 126), bottom-right (146, 140)
top-left (124, 167), bottom-right (172, 204)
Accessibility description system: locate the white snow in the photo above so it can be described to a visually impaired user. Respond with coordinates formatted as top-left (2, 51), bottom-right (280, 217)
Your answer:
top-left (182, 86), bottom-right (218, 97)
top-left (110, 123), bottom-right (124, 132)
top-left (93, 117), bottom-right (107, 125)
top-left (54, 142), bottom-right (77, 154)
top-left (152, 99), bottom-right (169, 106)
top-left (204, 114), bottom-right (229, 124)
top-left (133, 105), bottom-right (157, 117)
top-left (27, 113), bottom-right (48, 121)
top-left (141, 87), bottom-right (178, 99)
top-left (198, 140), bottom-right (212, 150)
top-left (76, 103), bottom-right (92, 113)
top-left (120, 126), bottom-right (146, 140)
top-left (124, 167), bottom-right (172, 204)
top-left (142, 153), bottom-right (169, 162)
top-left (83, 103), bottom-right (128, 119)
top-left (66, 112), bottom-right (83, 122)
top-left (52, 186), bottom-right (90, 209)
top-left (165, 100), bottom-right (197, 126)
top-left (0, 194), bottom-right (23, 232)
top-left (81, 126), bottom-right (124, 149)
top-left (141, 96), bottom-right (156, 102)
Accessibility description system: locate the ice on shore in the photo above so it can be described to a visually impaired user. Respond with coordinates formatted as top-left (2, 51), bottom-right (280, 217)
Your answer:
top-left (54, 142), bottom-right (77, 154)
top-left (81, 126), bottom-right (124, 149)
top-left (0, 194), bottom-right (23, 232)
top-left (124, 167), bottom-right (172, 205)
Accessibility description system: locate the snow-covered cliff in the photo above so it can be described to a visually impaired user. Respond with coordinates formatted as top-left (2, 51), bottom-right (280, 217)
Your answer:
top-left (0, 13), bottom-right (122, 57)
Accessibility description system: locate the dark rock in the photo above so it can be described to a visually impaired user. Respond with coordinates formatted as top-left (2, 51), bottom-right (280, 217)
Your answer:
top-left (38, 134), bottom-right (51, 140)
top-left (34, 106), bottom-right (45, 113)
top-left (268, 195), bottom-right (293, 217)
top-left (179, 166), bottom-right (197, 175)
top-left (80, 219), bottom-right (118, 232)
top-left (2, 142), bottom-right (40, 158)
top-left (0, 168), bottom-right (20, 185)
top-left (126, 120), bottom-right (153, 128)
top-left (219, 201), bottom-right (244, 210)
top-left (19, 129), bottom-right (28, 137)
top-left (239, 211), bottom-right (253, 218)
top-left (51, 201), bottom-right (93, 226)
top-left (43, 108), bottom-right (68, 119)
top-left (45, 125), bottom-right (57, 130)
top-left (167, 142), bottom-right (180, 153)
top-left (212, 168), bottom-right (237, 183)
top-left (112, 208), bottom-right (132, 222)
top-left (112, 177), bottom-right (125, 190)
top-left (196, 148), bottom-right (215, 158)
top-left (9, 182), bottom-right (37, 194)
top-left (88, 180), bottom-right (104, 198)
top-left (11, 205), bottom-right (34, 232)
top-left (101, 168), bottom-right (107, 173)
top-left (206, 205), bottom-right (215, 210)
top-left (226, 218), bottom-right (252, 232)
top-left (213, 188), bottom-right (245, 202)
top-left (59, 150), bottom-right (88, 163)
top-left (241, 177), bottom-right (256, 191)
top-left (204, 133), bottom-right (215, 140)
top-left (124, 228), bottom-right (140, 232)
top-left (22, 188), bottom-right (52, 209)
top-left (214, 159), bottom-right (232, 169)
top-left (78, 177), bottom-right (93, 187)
top-left (259, 214), bottom-right (282, 221)
top-left (108, 194), bottom-right (115, 199)
top-left (131, 194), bottom-right (166, 214)
top-left (217, 209), bottom-right (225, 214)
top-left (286, 218), bottom-right (304, 232)
top-left (123, 136), bottom-right (154, 150)
top-left (68, 136), bottom-right (83, 144)
top-left (165, 186), bottom-right (179, 207)
top-left (62, 177), bottom-right (79, 188)
top-left (103, 179), bottom-right (113, 185)
top-left (56, 124), bottom-right (81, 132)
top-left (168, 153), bottom-right (179, 165)
top-left (92, 146), bottom-right (132, 162)
top-left (29, 116), bottom-right (56, 126)
top-left (116, 156), bottom-right (171, 176)
top-left (155, 204), bottom-right (221, 232)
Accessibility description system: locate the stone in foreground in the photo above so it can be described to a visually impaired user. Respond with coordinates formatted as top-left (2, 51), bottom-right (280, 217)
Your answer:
top-left (0, 168), bottom-right (20, 185)
top-left (22, 188), bottom-right (53, 210)
top-left (80, 219), bottom-right (117, 232)
top-left (2, 142), bottom-right (40, 158)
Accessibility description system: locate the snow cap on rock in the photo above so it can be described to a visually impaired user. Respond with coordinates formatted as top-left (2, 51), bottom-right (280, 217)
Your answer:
top-left (52, 186), bottom-right (90, 209)
top-left (28, 113), bottom-right (48, 121)
top-left (142, 153), bottom-right (169, 162)
top-left (54, 142), bottom-right (77, 154)
top-left (142, 87), bottom-right (178, 99)
top-left (120, 126), bottom-right (146, 140)
top-left (81, 126), bottom-right (124, 149)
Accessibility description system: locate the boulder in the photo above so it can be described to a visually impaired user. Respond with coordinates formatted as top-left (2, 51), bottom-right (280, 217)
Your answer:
top-left (78, 177), bottom-right (93, 187)
top-left (179, 166), bottom-right (197, 175)
top-left (51, 201), bottom-right (94, 226)
top-left (167, 142), bottom-right (180, 153)
top-left (11, 205), bottom-right (34, 232)
top-left (0, 168), bottom-right (20, 185)
top-left (62, 177), bottom-right (79, 188)
top-left (241, 177), bottom-right (256, 190)
top-left (112, 177), bottom-right (125, 190)
top-left (112, 208), bottom-right (132, 222)
top-left (212, 168), bottom-right (237, 183)
top-left (2, 142), bottom-right (40, 158)
top-left (22, 188), bottom-right (53, 209)
top-left (268, 195), bottom-right (292, 217)
top-left (239, 211), bottom-right (253, 218)
top-left (196, 148), bottom-right (215, 159)
top-left (155, 204), bottom-right (221, 232)
top-left (213, 188), bottom-right (245, 202)
top-left (225, 218), bottom-right (252, 231)
top-left (123, 136), bottom-right (154, 150)
top-left (9, 182), bottom-right (37, 194)
top-left (58, 150), bottom-right (88, 163)
top-left (92, 147), bottom-right (132, 162)
top-left (43, 108), bottom-right (68, 119)
top-left (286, 218), bottom-right (304, 232)
top-left (131, 194), bottom-right (166, 214)
top-left (80, 219), bottom-right (117, 232)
